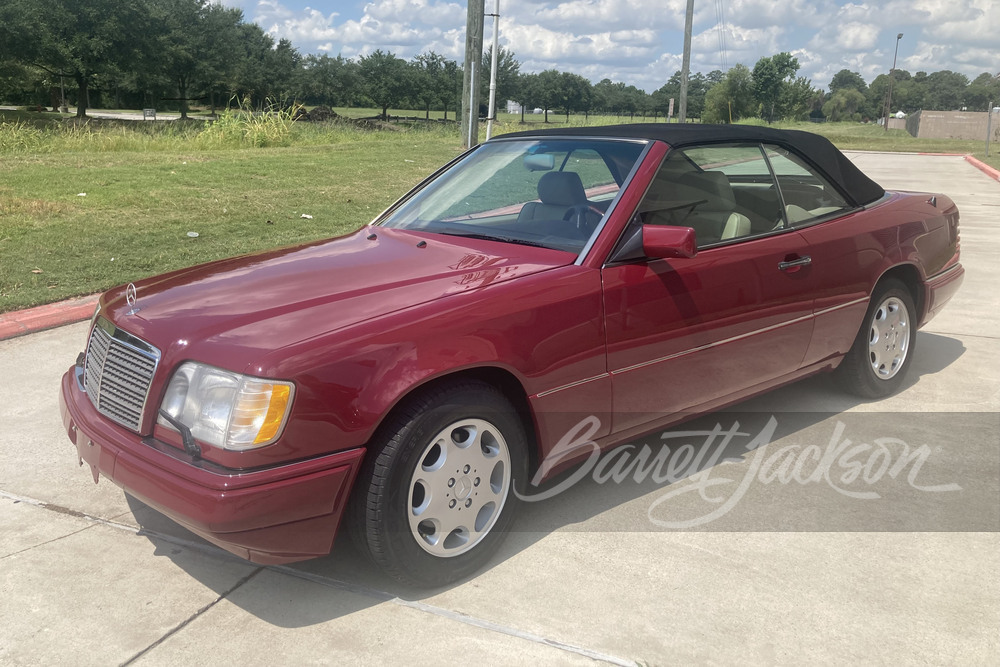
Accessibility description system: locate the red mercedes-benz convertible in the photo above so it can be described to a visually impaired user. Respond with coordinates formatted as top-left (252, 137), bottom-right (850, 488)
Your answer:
top-left (59, 124), bottom-right (963, 585)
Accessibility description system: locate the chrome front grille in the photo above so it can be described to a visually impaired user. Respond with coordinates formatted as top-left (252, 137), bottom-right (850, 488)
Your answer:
top-left (84, 318), bottom-right (160, 432)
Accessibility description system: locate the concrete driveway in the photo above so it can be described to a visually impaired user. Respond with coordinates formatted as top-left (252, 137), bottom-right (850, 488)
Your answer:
top-left (1, 152), bottom-right (997, 665)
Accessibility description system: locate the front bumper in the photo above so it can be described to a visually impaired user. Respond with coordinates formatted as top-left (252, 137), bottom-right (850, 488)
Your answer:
top-left (59, 365), bottom-right (365, 564)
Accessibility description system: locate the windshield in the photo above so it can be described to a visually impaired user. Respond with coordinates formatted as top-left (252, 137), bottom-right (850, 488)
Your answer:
top-left (378, 138), bottom-right (647, 254)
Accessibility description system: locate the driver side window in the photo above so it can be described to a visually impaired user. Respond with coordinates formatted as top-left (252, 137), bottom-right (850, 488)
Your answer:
top-left (637, 145), bottom-right (782, 247)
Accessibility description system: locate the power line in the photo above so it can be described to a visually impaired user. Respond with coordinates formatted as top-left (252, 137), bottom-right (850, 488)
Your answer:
top-left (715, 0), bottom-right (728, 72)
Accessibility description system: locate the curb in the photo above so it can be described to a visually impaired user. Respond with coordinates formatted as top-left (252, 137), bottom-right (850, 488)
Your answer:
top-left (965, 155), bottom-right (1000, 183)
top-left (0, 294), bottom-right (99, 342)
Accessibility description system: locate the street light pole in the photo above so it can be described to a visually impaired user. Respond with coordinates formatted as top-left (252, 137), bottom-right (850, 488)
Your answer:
top-left (485, 0), bottom-right (500, 141)
top-left (987, 101), bottom-right (995, 158)
top-left (884, 32), bottom-right (903, 132)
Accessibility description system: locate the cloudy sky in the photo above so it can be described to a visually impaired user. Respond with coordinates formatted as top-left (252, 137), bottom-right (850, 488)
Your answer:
top-left (222, 0), bottom-right (997, 92)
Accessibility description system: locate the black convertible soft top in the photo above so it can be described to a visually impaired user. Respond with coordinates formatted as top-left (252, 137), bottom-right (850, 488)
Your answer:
top-left (497, 123), bottom-right (886, 208)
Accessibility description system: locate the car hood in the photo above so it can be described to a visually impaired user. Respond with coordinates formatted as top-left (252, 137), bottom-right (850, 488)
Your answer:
top-left (102, 227), bottom-right (573, 371)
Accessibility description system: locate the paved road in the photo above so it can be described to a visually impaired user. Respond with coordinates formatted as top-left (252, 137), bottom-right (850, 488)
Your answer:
top-left (1, 105), bottom-right (181, 121)
top-left (1, 153), bottom-right (997, 665)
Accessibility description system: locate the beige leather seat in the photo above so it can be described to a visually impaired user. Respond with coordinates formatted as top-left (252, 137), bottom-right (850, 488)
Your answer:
top-left (721, 211), bottom-right (752, 239)
top-left (672, 171), bottom-right (751, 244)
top-left (785, 204), bottom-right (843, 225)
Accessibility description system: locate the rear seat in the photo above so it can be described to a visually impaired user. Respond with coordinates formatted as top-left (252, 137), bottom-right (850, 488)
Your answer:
top-left (645, 170), bottom-right (752, 246)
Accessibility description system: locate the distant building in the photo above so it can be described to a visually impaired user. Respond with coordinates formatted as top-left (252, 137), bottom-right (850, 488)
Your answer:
top-left (905, 110), bottom-right (1000, 141)
top-left (505, 101), bottom-right (546, 115)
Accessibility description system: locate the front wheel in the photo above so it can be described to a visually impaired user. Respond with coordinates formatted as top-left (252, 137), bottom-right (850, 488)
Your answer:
top-left (837, 278), bottom-right (917, 398)
top-left (351, 381), bottom-right (527, 587)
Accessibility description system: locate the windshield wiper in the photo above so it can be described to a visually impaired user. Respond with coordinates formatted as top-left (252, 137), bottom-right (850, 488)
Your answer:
top-left (438, 231), bottom-right (554, 249)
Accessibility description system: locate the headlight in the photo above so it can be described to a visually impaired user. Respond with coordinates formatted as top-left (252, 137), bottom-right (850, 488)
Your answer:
top-left (156, 361), bottom-right (294, 451)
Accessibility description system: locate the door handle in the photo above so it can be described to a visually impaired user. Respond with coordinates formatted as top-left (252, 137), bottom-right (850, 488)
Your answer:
top-left (778, 255), bottom-right (812, 271)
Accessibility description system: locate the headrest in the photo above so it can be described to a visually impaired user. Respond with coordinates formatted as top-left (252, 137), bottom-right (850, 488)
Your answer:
top-left (537, 171), bottom-right (587, 206)
top-left (676, 171), bottom-right (735, 208)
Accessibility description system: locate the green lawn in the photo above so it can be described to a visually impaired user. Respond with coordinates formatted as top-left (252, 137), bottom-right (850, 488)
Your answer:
top-left (0, 120), bottom-right (462, 311)
top-left (1, 108), bottom-right (997, 312)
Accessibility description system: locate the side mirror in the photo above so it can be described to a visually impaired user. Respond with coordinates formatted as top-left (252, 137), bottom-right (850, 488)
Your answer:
top-left (642, 225), bottom-right (697, 259)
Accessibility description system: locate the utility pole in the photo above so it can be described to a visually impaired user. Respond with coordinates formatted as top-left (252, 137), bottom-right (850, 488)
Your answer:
top-left (884, 32), bottom-right (903, 132)
top-left (678, 0), bottom-right (694, 123)
top-left (461, 0), bottom-right (485, 149)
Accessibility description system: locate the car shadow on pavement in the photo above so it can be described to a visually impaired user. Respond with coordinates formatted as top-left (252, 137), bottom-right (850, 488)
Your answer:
top-left (126, 330), bottom-right (997, 625)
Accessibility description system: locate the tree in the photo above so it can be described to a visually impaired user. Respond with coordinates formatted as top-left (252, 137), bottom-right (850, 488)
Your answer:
top-left (512, 72), bottom-right (541, 122)
top-left (298, 54), bottom-right (359, 107)
top-left (966, 72), bottom-right (1000, 112)
top-left (752, 52), bottom-right (800, 122)
top-left (358, 50), bottom-right (408, 119)
top-left (823, 88), bottom-right (866, 121)
top-left (869, 69), bottom-right (924, 116)
top-left (0, 0), bottom-right (155, 117)
top-left (622, 85), bottom-right (648, 120)
top-left (411, 52), bottom-right (444, 119)
top-left (534, 69), bottom-right (562, 122)
top-left (155, 0), bottom-right (240, 119)
top-left (558, 72), bottom-right (593, 121)
top-left (480, 46), bottom-right (521, 115)
top-left (907, 71), bottom-right (928, 111)
top-left (652, 71), bottom-right (682, 119)
top-left (0, 61), bottom-right (40, 107)
top-left (592, 79), bottom-right (643, 118)
top-left (653, 70), bottom-right (716, 120)
top-left (440, 59), bottom-right (462, 120)
top-left (591, 78), bottom-right (618, 114)
top-left (780, 76), bottom-right (818, 121)
top-left (409, 52), bottom-right (461, 120)
top-left (922, 70), bottom-right (969, 110)
top-left (702, 64), bottom-right (754, 123)
top-left (829, 69), bottom-right (867, 95)
top-left (650, 84), bottom-right (672, 119)
top-left (269, 38), bottom-right (303, 102)
top-left (686, 72), bottom-right (711, 119)
top-left (232, 23), bottom-right (277, 107)
top-left (198, 3), bottom-right (243, 114)
top-left (705, 70), bottom-right (724, 87)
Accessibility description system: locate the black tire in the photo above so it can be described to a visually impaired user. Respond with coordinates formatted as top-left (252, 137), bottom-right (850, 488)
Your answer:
top-left (837, 278), bottom-right (917, 399)
top-left (350, 380), bottom-right (527, 587)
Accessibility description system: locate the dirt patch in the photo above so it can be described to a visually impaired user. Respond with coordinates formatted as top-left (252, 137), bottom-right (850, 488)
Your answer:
top-left (294, 105), bottom-right (339, 122)
top-left (0, 196), bottom-right (73, 217)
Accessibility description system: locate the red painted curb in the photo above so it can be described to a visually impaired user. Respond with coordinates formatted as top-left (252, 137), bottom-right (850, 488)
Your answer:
top-left (0, 294), bottom-right (100, 341)
top-left (965, 155), bottom-right (1000, 183)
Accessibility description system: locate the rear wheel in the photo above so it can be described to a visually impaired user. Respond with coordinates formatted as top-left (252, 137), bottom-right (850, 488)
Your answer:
top-left (352, 381), bottom-right (526, 587)
top-left (837, 278), bottom-right (916, 398)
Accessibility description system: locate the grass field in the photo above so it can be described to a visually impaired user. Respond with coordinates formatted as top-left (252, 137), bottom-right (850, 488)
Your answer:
top-left (1, 107), bottom-right (997, 312)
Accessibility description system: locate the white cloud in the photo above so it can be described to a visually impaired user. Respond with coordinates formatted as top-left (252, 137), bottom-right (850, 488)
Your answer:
top-left (236, 0), bottom-right (997, 92)
top-left (523, 0), bottom-right (688, 33)
top-left (364, 0), bottom-right (465, 28)
top-left (725, 0), bottom-right (832, 30)
top-left (808, 20), bottom-right (880, 52)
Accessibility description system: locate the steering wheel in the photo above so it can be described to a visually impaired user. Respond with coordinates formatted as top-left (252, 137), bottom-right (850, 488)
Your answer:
top-left (563, 204), bottom-right (600, 235)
